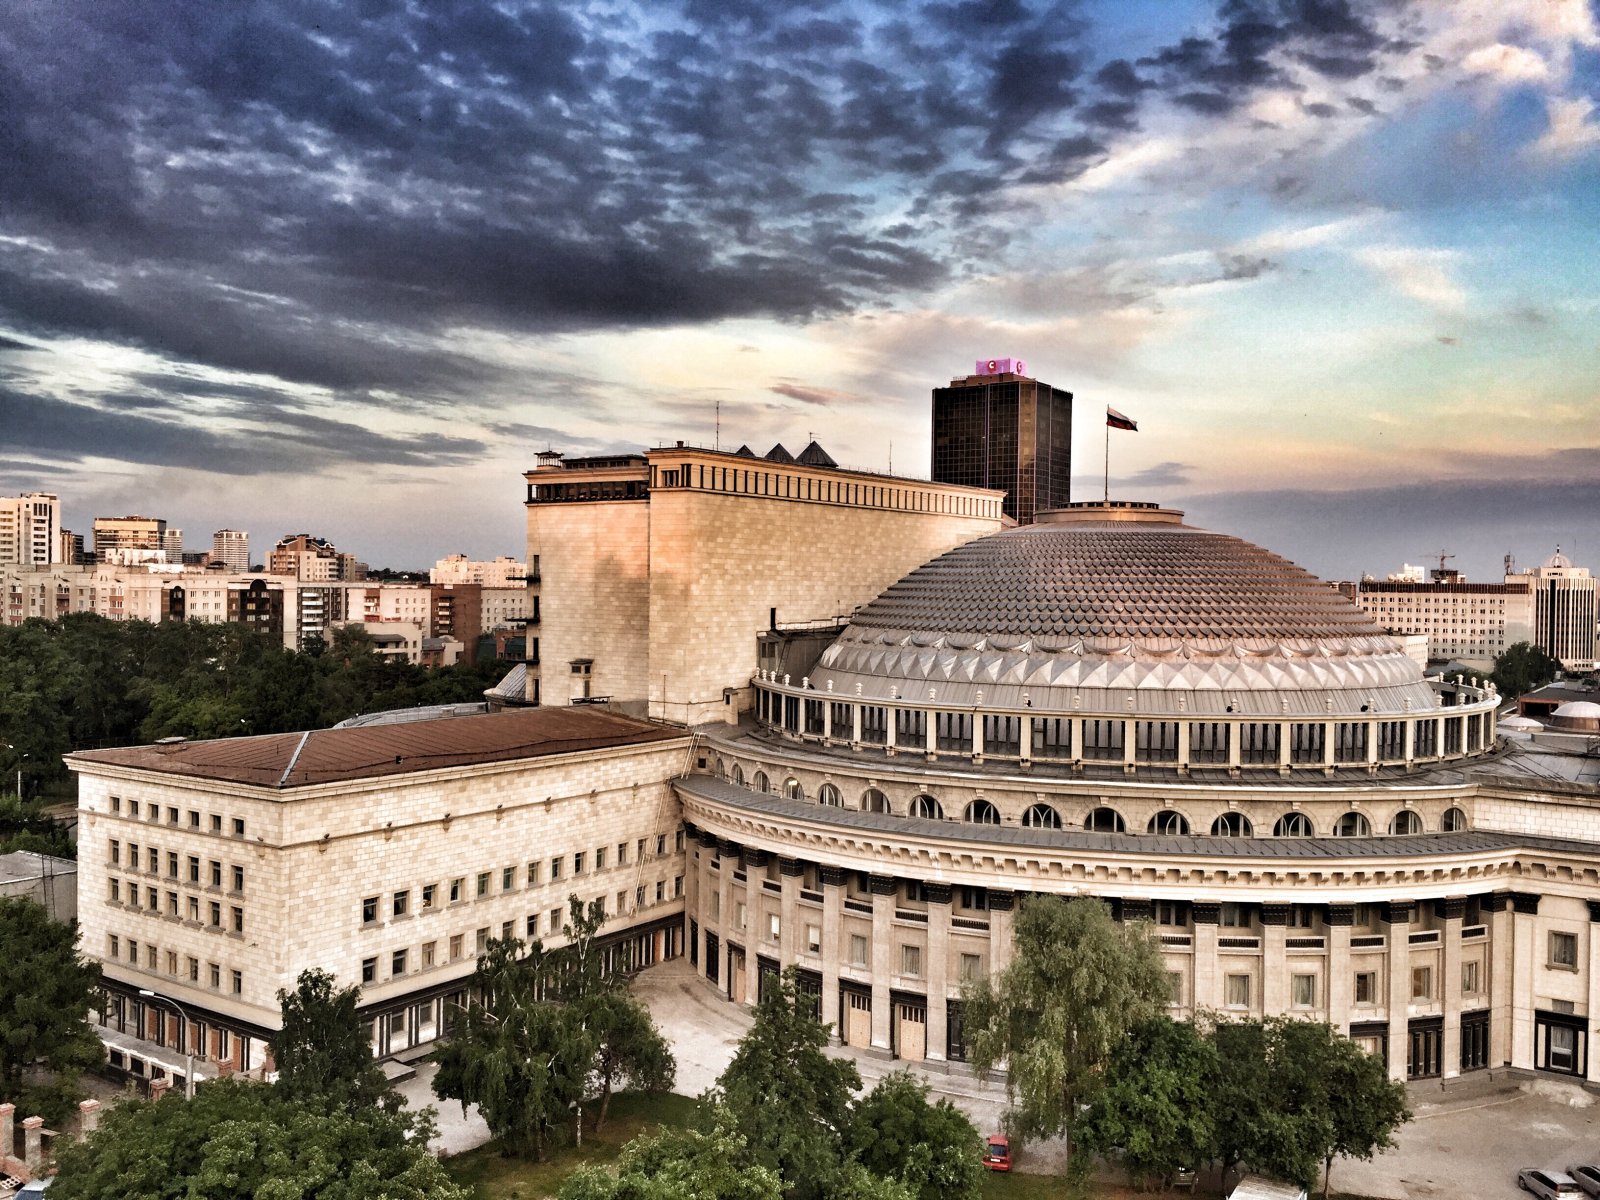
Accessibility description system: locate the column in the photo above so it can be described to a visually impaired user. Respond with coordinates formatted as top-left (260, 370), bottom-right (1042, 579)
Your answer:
top-left (822, 701), bottom-right (832, 744)
top-left (744, 849), bottom-right (767, 1005)
top-left (1383, 901), bottom-right (1413, 1082)
top-left (925, 883), bottom-right (952, 1063)
top-left (924, 710), bottom-right (936, 761)
top-left (1586, 902), bottom-right (1600, 1085)
top-left (1485, 893), bottom-right (1513, 1067)
top-left (1323, 720), bottom-right (1336, 773)
top-left (22, 1116), bottom-right (44, 1174)
top-left (1192, 903), bottom-right (1221, 1012)
top-left (1176, 721), bottom-right (1190, 776)
top-left (1261, 903), bottom-right (1289, 1016)
top-left (1326, 904), bottom-right (1354, 1033)
top-left (988, 890), bottom-right (1016, 976)
top-left (1020, 717), bottom-right (1033, 768)
top-left (779, 857), bottom-right (802, 969)
top-left (851, 702), bottom-right (862, 747)
top-left (869, 874), bottom-right (897, 1051)
top-left (717, 840), bottom-right (740, 993)
top-left (1366, 719), bottom-right (1378, 770)
top-left (1440, 897), bottom-right (1466, 1079)
top-left (78, 1099), bottom-right (101, 1136)
top-left (819, 866), bottom-right (846, 1036)
top-left (885, 706), bottom-right (897, 755)
top-left (0, 1104), bottom-right (14, 1166)
top-left (1510, 892), bottom-right (1541, 1070)
top-left (971, 712), bottom-right (984, 764)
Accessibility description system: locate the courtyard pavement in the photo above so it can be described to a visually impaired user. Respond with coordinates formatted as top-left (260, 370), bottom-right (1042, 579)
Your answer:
top-left (405, 958), bottom-right (1600, 1195)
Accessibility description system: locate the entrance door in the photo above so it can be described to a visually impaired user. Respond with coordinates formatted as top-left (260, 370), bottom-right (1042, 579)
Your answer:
top-left (845, 992), bottom-right (872, 1048)
top-left (896, 1003), bottom-right (927, 1062)
top-left (1407, 1022), bottom-right (1441, 1079)
top-left (730, 948), bottom-right (747, 1003)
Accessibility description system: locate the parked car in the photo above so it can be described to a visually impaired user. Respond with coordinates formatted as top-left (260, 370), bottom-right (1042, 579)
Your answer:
top-left (1168, 1164), bottom-right (1198, 1192)
top-left (1565, 1165), bottom-right (1600, 1198)
top-left (1520, 1168), bottom-right (1585, 1198)
top-left (982, 1134), bottom-right (1011, 1172)
top-left (16, 1179), bottom-right (54, 1197)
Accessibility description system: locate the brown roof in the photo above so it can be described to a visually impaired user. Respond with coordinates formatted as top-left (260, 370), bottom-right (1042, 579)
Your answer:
top-left (68, 708), bottom-right (686, 789)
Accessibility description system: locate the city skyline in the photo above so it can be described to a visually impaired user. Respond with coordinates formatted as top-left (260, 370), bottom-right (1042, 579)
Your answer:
top-left (1, 1), bottom-right (1596, 579)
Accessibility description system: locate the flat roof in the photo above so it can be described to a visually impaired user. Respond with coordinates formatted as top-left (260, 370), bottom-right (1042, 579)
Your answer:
top-left (69, 707), bottom-right (686, 789)
top-left (0, 851), bottom-right (77, 884)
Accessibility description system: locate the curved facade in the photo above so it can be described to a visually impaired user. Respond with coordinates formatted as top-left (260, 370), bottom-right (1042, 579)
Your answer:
top-left (676, 506), bottom-right (1600, 1088)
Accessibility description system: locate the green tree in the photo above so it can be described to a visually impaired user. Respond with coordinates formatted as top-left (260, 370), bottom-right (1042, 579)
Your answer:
top-left (559, 1115), bottom-right (784, 1200)
top-left (713, 965), bottom-right (862, 1199)
top-left (1492, 641), bottom-right (1561, 699)
top-left (845, 1070), bottom-right (983, 1200)
top-left (584, 987), bottom-right (676, 1129)
top-left (270, 967), bottom-right (396, 1111)
top-left (0, 896), bottom-right (104, 1123)
top-left (49, 1076), bottom-right (466, 1200)
top-left (1073, 1017), bottom-right (1220, 1188)
top-left (431, 935), bottom-right (594, 1160)
top-left (962, 896), bottom-right (1168, 1161)
top-left (1282, 1020), bottom-right (1410, 1197)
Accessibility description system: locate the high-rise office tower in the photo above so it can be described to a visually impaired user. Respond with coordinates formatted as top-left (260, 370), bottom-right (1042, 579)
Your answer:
top-left (931, 357), bottom-right (1072, 525)
top-left (213, 529), bottom-right (250, 572)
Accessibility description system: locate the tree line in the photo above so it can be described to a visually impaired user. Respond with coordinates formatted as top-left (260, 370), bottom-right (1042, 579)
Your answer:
top-left (0, 613), bottom-right (511, 807)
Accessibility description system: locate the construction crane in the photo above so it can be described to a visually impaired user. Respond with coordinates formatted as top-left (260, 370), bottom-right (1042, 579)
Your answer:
top-left (1424, 550), bottom-right (1456, 581)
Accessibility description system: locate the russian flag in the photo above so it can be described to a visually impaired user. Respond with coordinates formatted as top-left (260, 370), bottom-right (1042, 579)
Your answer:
top-left (1106, 406), bottom-right (1138, 431)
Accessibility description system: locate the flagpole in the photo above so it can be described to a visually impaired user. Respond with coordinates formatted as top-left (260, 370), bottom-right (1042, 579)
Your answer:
top-left (1103, 411), bottom-right (1110, 507)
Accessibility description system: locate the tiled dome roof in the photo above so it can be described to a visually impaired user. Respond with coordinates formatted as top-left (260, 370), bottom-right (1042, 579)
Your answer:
top-left (812, 505), bottom-right (1439, 717)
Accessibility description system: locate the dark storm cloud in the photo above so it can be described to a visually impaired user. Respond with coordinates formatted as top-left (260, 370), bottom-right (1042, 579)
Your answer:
top-left (1120, 460), bottom-right (1194, 487)
top-left (0, 384), bottom-right (484, 475)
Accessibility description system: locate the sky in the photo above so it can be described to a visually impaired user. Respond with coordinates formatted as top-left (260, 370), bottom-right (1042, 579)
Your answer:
top-left (1, 0), bottom-right (1597, 580)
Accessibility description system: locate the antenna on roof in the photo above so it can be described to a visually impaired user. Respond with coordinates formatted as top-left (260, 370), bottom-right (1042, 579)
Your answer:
top-left (888, 440), bottom-right (893, 475)
top-left (715, 401), bottom-right (721, 451)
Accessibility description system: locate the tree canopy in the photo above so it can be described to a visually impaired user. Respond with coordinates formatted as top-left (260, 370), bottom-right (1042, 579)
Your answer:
top-left (1491, 641), bottom-right (1561, 699)
top-left (48, 1077), bottom-right (467, 1200)
top-left (559, 1116), bottom-right (785, 1200)
top-left (0, 896), bottom-right (104, 1124)
top-left (845, 1070), bottom-right (984, 1200)
top-left (712, 966), bottom-right (863, 1200)
top-left (962, 896), bottom-right (1169, 1158)
top-left (269, 968), bottom-right (396, 1112)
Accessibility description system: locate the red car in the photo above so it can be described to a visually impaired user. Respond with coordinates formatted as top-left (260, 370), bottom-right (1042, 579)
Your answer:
top-left (983, 1134), bottom-right (1012, 1172)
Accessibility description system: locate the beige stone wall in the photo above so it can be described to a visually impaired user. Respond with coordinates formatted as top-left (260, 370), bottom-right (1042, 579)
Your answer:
top-left (73, 736), bottom-right (691, 1034)
top-left (647, 490), bottom-right (1000, 726)
top-left (528, 501), bottom-right (650, 708)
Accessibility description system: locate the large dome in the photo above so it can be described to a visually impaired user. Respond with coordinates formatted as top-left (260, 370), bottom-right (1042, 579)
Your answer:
top-left (811, 503), bottom-right (1439, 717)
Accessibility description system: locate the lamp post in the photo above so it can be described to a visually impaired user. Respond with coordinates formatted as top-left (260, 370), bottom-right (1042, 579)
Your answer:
top-left (137, 988), bottom-right (195, 1098)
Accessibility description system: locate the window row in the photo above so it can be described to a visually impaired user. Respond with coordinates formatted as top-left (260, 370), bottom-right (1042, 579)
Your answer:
top-left (104, 933), bottom-right (243, 994)
top-left (109, 879), bottom-right (245, 932)
top-left (108, 840), bottom-right (245, 890)
top-left (109, 796), bottom-right (246, 838)
top-left (357, 832), bottom-right (686, 926)
top-left (724, 770), bottom-right (1466, 837)
top-left (361, 880), bottom-right (688, 982)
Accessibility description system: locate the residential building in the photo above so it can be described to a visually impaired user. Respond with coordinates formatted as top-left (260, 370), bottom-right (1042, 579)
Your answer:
top-left (212, 530), bottom-right (249, 573)
top-left (430, 554), bottom-right (525, 587)
top-left (931, 358), bottom-right (1072, 524)
top-left (0, 492), bottom-right (62, 566)
top-left (94, 516), bottom-right (180, 566)
top-left (1355, 580), bottom-right (1533, 670)
top-left (269, 534), bottom-right (365, 583)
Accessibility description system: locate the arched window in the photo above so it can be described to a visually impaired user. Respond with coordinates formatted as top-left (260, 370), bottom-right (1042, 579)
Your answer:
top-left (751, 770), bottom-right (769, 794)
top-left (1084, 806), bottom-right (1125, 833)
top-left (1148, 810), bottom-right (1190, 835)
top-left (965, 799), bottom-right (1000, 825)
top-left (861, 788), bottom-right (890, 814)
top-left (1389, 809), bottom-right (1423, 835)
top-left (715, 756), bottom-right (726, 778)
top-left (1022, 803), bottom-right (1062, 829)
top-left (1274, 812), bottom-right (1313, 837)
top-left (910, 794), bottom-right (944, 820)
top-left (1440, 806), bottom-right (1467, 833)
top-left (1210, 812), bottom-right (1253, 837)
top-left (818, 783), bottom-right (842, 807)
top-left (731, 764), bottom-right (745, 787)
top-left (1333, 811), bottom-right (1370, 837)
top-left (782, 778), bottom-right (803, 801)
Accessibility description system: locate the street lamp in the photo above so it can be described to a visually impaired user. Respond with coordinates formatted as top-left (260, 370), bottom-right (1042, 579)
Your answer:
top-left (137, 989), bottom-right (195, 1099)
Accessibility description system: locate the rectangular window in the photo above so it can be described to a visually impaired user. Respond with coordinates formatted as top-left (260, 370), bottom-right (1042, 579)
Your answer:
top-left (656, 834), bottom-right (667, 856)
top-left (209, 901), bottom-right (221, 927)
top-left (362, 957), bottom-right (377, 984)
top-left (449, 877), bottom-right (465, 903)
top-left (656, 880), bottom-right (666, 903)
top-left (112, 797), bottom-right (121, 814)
top-left (231, 906), bottom-right (244, 933)
top-left (110, 839), bottom-right (121, 865)
top-left (848, 934), bottom-right (869, 966)
top-left (1411, 965), bottom-right (1434, 1000)
top-left (189, 810), bottom-right (199, 828)
top-left (231, 865), bottom-right (244, 892)
top-left (129, 800), bottom-right (139, 818)
top-left (550, 908), bottom-right (562, 933)
top-left (188, 896), bottom-right (200, 921)
top-left (767, 913), bottom-right (781, 941)
top-left (449, 934), bottom-right (463, 961)
top-left (109, 879), bottom-right (120, 903)
top-left (476, 872), bottom-right (490, 898)
top-left (617, 842), bottom-right (627, 866)
top-left (232, 818), bottom-right (245, 838)
top-left (210, 963), bottom-right (221, 988)
top-left (526, 914), bottom-right (538, 939)
top-left (1167, 970), bottom-right (1183, 1004)
top-left (108, 934), bottom-right (119, 958)
top-left (1550, 931), bottom-right (1579, 969)
top-left (1462, 961), bottom-right (1480, 994)
top-left (1155, 901), bottom-right (1187, 927)
top-left (210, 860), bottom-right (222, 887)
top-left (421, 941), bottom-right (435, 968)
top-left (551, 857), bottom-right (563, 881)
top-left (167, 851), bottom-right (178, 877)
top-left (1292, 974), bottom-right (1316, 1008)
top-left (231, 969), bottom-right (242, 995)
top-left (1221, 903), bottom-right (1251, 928)
top-left (900, 944), bottom-right (922, 977)
top-left (617, 890), bottom-right (628, 913)
top-left (210, 814), bottom-right (221, 833)
top-left (188, 956), bottom-right (199, 982)
top-left (1225, 974), bottom-right (1251, 1008)
top-left (148, 889), bottom-right (158, 912)
top-left (595, 847), bottom-right (606, 871)
top-left (961, 953), bottom-right (982, 982)
top-left (526, 862), bottom-right (540, 886)
top-left (501, 920), bottom-right (513, 940)
top-left (362, 896), bottom-right (379, 925)
top-left (392, 949), bottom-right (407, 976)
top-left (675, 875), bottom-right (684, 898)
top-left (574, 852), bottom-right (586, 876)
top-left (806, 924), bottom-right (822, 954)
top-left (129, 882), bottom-right (139, 906)
top-left (735, 901), bottom-right (748, 930)
top-left (393, 890), bottom-right (409, 918)
top-left (475, 927), bottom-right (489, 953)
top-left (1355, 971), bottom-right (1377, 1004)
top-left (148, 847), bottom-right (158, 872)
top-left (502, 866), bottom-right (515, 891)
top-left (168, 891), bottom-right (178, 916)
top-left (188, 855), bottom-right (200, 883)
top-left (167, 806), bottom-right (179, 825)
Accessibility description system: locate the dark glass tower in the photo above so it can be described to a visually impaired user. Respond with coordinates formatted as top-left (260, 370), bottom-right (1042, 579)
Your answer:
top-left (931, 362), bottom-right (1072, 524)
